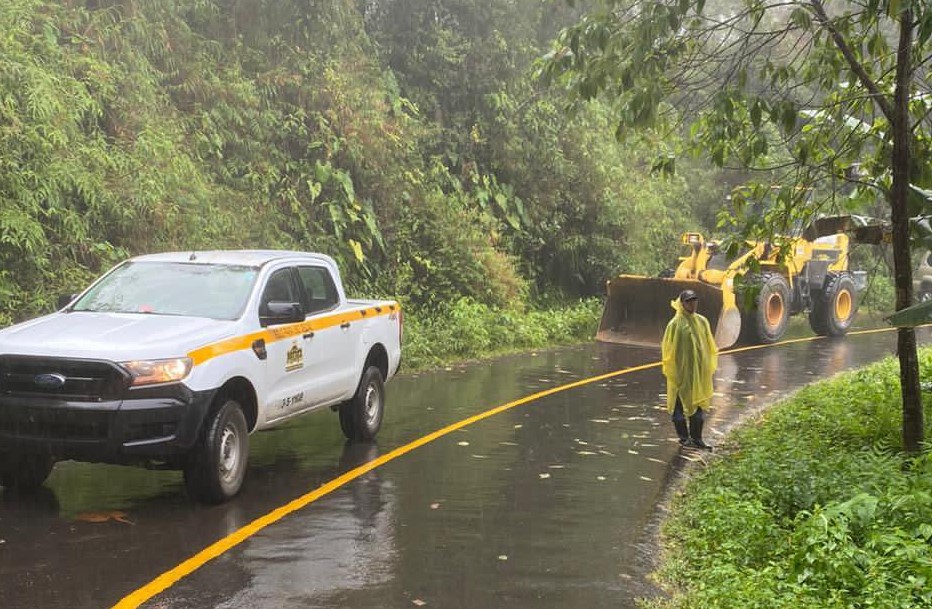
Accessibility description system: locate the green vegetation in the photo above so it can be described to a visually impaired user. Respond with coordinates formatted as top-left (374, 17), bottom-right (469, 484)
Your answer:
top-left (403, 297), bottom-right (601, 371)
top-left (649, 349), bottom-right (932, 609)
top-left (0, 0), bottom-right (730, 366)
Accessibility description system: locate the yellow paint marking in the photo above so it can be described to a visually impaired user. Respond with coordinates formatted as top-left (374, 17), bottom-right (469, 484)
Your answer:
top-left (113, 326), bottom-right (903, 608)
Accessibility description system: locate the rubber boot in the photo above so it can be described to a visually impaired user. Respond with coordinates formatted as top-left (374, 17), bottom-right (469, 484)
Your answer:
top-left (688, 410), bottom-right (712, 450)
top-left (673, 418), bottom-right (689, 445)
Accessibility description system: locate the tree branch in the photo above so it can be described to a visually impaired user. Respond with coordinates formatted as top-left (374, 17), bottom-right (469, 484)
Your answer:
top-left (808, 0), bottom-right (894, 121)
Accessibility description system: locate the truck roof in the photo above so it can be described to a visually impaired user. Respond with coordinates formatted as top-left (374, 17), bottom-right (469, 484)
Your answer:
top-left (129, 250), bottom-right (336, 268)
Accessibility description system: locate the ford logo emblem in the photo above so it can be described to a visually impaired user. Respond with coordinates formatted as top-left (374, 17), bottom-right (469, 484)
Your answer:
top-left (34, 373), bottom-right (67, 389)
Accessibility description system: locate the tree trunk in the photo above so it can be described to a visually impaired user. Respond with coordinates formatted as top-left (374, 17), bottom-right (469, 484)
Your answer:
top-left (891, 9), bottom-right (923, 453)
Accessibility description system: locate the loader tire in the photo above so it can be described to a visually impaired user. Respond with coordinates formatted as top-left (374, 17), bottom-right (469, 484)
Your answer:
top-left (740, 273), bottom-right (791, 344)
top-left (809, 272), bottom-right (857, 336)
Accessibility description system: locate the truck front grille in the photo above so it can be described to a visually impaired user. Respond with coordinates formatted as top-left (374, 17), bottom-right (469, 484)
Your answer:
top-left (0, 356), bottom-right (130, 402)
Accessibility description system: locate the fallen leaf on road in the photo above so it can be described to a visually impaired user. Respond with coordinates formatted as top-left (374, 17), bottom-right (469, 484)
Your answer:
top-left (74, 511), bottom-right (134, 525)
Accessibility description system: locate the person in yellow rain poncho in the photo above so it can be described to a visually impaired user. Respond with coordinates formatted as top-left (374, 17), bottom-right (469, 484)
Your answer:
top-left (662, 290), bottom-right (718, 450)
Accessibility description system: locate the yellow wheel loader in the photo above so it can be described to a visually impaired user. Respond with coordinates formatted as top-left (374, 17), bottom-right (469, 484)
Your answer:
top-left (597, 217), bottom-right (881, 349)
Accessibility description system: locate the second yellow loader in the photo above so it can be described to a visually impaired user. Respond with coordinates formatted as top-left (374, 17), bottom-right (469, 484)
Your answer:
top-left (597, 216), bottom-right (883, 349)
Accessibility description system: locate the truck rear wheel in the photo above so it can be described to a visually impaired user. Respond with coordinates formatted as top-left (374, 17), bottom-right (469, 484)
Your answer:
top-left (184, 398), bottom-right (249, 504)
top-left (339, 366), bottom-right (385, 441)
top-left (741, 273), bottom-right (791, 344)
top-left (0, 453), bottom-right (54, 491)
top-left (809, 272), bottom-right (857, 336)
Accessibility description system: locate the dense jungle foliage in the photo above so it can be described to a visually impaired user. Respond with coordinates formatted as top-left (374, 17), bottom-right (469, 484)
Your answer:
top-left (650, 349), bottom-right (932, 609)
top-left (0, 0), bottom-right (733, 346)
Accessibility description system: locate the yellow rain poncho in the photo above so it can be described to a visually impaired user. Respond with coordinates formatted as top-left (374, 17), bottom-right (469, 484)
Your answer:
top-left (662, 299), bottom-right (718, 416)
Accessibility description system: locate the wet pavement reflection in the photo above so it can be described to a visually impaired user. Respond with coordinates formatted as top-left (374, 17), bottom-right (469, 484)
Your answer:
top-left (0, 326), bottom-right (927, 609)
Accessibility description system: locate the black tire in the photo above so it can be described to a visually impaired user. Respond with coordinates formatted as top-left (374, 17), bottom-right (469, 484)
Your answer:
top-left (809, 272), bottom-right (858, 336)
top-left (740, 273), bottom-right (791, 344)
top-left (339, 366), bottom-right (385, 441)
top-left (918, 285), bottom-right (932, 303)
top-left (0, 453), bottom-right (54, 491)
top-left (184, 398), bottom-right (249, 504)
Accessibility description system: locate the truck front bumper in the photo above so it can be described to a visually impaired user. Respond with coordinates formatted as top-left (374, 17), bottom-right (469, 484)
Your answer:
top-left (0, 384), bottom-right (215, 465)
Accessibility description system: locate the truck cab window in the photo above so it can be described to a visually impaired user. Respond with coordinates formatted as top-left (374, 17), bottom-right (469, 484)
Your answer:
top-left (260, 268), bottom-right (299, 313)
top-left (296, 266), bottom-right (339, 314)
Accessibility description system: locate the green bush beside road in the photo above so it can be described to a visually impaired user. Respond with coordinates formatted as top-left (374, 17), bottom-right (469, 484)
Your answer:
top-left (649, 349), bottom-right (932, 609)
top-left (402, 298), bottom-right (602, 372)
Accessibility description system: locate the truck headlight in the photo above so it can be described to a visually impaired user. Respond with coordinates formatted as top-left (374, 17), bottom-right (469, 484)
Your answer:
top-left (121, 358), bottom-right (193, 386)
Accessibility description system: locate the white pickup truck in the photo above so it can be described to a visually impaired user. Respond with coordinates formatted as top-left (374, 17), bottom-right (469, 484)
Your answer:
top-left (0, 250), bottom-right (402, 502)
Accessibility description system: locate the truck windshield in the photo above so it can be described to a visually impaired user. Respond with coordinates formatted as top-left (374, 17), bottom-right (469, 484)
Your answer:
top-left (71, 261), bottom-right (258, 320)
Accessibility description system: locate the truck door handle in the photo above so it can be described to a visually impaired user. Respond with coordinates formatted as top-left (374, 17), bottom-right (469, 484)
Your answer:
top-left (340, 322), bottom-right (351, 329)
top-left (303, 332), bottom-right (314, 340)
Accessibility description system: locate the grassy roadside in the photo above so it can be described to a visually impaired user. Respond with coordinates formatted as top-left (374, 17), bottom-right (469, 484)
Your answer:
top-left (400, 297), bottom-right (602, 373)
top-left (645, 348), bottom-right (932, 609)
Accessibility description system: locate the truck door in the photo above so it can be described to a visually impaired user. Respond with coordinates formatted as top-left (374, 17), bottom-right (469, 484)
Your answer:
top-left (295, 265), bottom-right (358, 404)
top-left (259, 267), bottom-right (319, 421)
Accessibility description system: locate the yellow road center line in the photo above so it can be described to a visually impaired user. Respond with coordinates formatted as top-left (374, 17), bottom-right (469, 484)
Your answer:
top-left (112, 325), bottom-right (903, 608)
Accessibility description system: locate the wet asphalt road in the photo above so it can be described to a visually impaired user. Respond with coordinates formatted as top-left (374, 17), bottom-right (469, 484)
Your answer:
top-left (0, 321), bottom-right (926, 609)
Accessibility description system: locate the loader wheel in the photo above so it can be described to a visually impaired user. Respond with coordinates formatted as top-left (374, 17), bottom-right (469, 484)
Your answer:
top-left (918, 285), bottom-right (932, 303)
top-left (741, 273), bottom-right (791, 344)
top-left (809, 272), bottom-right (857, 336)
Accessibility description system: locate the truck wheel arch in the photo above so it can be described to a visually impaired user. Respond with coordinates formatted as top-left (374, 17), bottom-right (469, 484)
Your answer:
top-left (364, 344), bottom-right (389, 381)
top-left (215, 376), bottom-right (258, 432)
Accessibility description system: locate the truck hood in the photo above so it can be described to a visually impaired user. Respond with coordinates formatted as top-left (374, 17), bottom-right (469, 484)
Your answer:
top-left (0, 312), bottom-right (237, 361)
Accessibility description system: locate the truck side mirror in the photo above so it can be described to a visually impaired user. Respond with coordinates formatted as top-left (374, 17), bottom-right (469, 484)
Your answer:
top-left (57, 293), bottom-right (78, 310)
top-left (260, 301), bottom-right (305, 327)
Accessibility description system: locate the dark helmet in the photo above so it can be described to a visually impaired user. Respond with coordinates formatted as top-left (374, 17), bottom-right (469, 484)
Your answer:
top-left (679, 289), bottom-right (699, 302)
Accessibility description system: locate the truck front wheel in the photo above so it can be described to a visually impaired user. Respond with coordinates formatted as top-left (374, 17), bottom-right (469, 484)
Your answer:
top-left (0, 453), bottom-right (54, 491)
top-left (339, 366), bottom-right (385, 441)
top-left (184, 398), bottom-right (249, 504)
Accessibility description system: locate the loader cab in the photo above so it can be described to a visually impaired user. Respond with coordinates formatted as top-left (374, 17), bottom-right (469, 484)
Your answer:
top-left (707, 243), bottom-right (752, 271)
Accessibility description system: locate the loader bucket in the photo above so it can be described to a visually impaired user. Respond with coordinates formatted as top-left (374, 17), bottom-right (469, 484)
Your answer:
top-left (596, 275), bottom-right (742, 349)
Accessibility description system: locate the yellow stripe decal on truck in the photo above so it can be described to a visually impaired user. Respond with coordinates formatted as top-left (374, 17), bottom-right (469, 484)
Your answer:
top-left (187, 303), bottom-right (400, 366)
